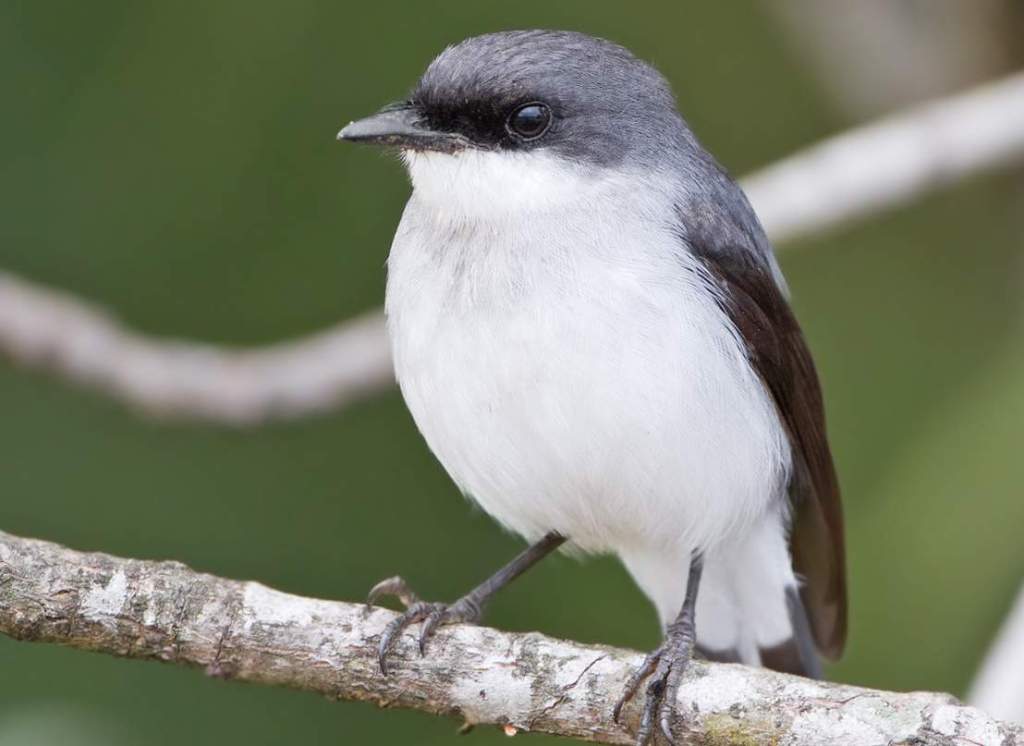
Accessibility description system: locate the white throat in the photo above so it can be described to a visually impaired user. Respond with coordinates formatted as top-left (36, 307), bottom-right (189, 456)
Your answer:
top-left (402, 149), bottom-right (612, 221)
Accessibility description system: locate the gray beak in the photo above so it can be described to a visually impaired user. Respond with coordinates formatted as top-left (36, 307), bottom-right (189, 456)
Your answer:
top-left (337, 104), bottom-right (465, 152)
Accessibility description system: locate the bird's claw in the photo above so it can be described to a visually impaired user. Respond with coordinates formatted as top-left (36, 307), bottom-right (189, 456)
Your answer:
top-left (613, 631), bottom-right (694, 745)
top-left (367, 575), bottom-right (422, 608)
top-left (612, 649), bottom-right (660, 723)
top-left (367, 576), bottom-right (482, 675)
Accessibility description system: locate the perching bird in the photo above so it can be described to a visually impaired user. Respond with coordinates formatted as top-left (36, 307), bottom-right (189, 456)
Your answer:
top-left (339, 30), bottom-right (846, 744)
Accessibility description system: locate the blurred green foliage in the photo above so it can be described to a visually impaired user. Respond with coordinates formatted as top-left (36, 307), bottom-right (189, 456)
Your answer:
top-left (1, 2), bottom-right (1022, 744)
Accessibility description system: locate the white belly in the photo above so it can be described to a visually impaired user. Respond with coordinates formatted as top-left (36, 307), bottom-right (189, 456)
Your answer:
top-left (385, 197), bottom-right (790, 558)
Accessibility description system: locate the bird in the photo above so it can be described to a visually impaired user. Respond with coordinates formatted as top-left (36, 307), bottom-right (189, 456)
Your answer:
top-left (338, 29), bottom-right (846, 745)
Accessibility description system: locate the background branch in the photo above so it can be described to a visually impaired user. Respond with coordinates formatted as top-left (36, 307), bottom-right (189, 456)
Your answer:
top-left (969, 583), bottom-right (1024, 725)
top-left (1, 72), bottom-right (1023, 424)
top-left (0, 530), bottom-right (1019, 745)
top-left (744, 70), bottom-right (1024, 245)
top-left (0, 274), bottom-right (389, 424)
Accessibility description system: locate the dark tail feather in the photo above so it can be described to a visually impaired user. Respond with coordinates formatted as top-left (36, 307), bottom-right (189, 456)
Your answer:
top-left (759, 586), bottom-right (823, 679)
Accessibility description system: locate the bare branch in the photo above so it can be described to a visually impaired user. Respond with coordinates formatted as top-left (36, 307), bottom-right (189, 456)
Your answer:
top-left (0, 272), bottom-right (390, 424)
top-left (970, 583), bottom-right (1024, 725)
top-left (745, 71), bottom-right (1024, 245)
top-left (1, 72), bottom-right (1023, 423)
top-left (0, 530), bottom-right (1019, 745)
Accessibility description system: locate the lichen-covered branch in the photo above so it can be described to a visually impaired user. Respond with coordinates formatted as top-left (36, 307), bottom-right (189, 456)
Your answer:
top-left (2, 71), bottom-right (1023, 424)
top-left (0, 530), bottom-right (1017, 745)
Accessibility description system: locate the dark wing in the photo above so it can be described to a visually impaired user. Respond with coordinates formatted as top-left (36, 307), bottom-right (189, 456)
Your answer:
top-left (677, 174), bottom-right (847, 661)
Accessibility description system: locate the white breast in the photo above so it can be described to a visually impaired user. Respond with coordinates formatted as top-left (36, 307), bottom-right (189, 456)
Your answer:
top-left (385, 151), bottom-right (790, 560)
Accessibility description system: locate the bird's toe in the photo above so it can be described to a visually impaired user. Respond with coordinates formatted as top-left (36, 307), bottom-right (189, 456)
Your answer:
top-left (417, 604), bottom-right (448, 655)
top-left (367, 575), bottom-right (422, 608)
top-left (615, 632), bottom-right (693, 744)
top-left (377, 601), bottom-right (433, 674)
top-left (612, 646), bottom-right (663, 724)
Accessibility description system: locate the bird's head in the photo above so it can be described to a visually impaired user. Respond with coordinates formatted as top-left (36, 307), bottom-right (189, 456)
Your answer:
top-left (338, 30), bottom-right (691, 218)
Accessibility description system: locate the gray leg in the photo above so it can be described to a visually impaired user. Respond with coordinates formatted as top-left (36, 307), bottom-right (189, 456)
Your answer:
top-left (368, 531), bottom-right (566, 674)
top-left (614, 552), bottom-right (703, 745)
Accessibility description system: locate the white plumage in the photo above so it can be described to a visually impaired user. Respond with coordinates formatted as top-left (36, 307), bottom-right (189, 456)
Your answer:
top-left (385, 149), bottom-right (799, 657)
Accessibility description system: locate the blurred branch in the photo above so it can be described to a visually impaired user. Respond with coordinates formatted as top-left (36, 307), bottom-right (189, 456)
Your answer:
top-left (1, 72), bottom-right (1024, 423)
top-left (1, 530), bottom-right (1019, 745)
top-left (970, 583), bottom-right (1024, 725)
top-left (745, 70), bottom-right (1024, 245)
top-left (0, 273), bottom-right (390, 424)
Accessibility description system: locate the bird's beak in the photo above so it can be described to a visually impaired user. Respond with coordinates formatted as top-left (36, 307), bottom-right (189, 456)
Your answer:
top-left (337, 103), bottom-right (465, 152)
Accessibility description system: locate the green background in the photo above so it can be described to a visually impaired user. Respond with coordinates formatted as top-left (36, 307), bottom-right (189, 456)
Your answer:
top-left (2, 2), bottom-right (1022, 744)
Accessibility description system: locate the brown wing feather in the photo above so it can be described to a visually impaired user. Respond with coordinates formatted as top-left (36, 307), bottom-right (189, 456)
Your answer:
top-left (700, 251), bottom-right (847, 660)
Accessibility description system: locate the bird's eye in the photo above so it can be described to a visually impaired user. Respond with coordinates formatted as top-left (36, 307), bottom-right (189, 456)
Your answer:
top-left (507, 103), bottom-right (551, 140)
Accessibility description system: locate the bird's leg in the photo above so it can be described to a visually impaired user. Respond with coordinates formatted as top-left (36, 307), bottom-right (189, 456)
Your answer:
top-left (614, 552), bottom-right (703, 745)
top-left (368, 531), bottom-right (566, 674)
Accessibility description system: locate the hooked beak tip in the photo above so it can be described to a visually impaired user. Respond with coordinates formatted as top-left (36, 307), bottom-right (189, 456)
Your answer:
top-left (336, 104), bottom-right (466, 153)
top-left (336, 105), bottom-right (425, 146)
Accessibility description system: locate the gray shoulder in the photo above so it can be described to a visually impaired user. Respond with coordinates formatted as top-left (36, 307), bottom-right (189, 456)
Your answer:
top-left (671, 151), bottom-right (789, 296)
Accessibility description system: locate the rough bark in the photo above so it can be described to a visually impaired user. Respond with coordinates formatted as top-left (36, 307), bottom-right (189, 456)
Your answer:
top-left (0, 530), bottom-right (1018, 745)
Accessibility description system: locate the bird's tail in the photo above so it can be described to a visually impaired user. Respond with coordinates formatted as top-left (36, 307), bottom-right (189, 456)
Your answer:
top-left (698, 586), bottom-right (821, 678)
top-left (623, 509), bottom-right (823, 678)
top-left (694, 510), bottom-right (824, 678)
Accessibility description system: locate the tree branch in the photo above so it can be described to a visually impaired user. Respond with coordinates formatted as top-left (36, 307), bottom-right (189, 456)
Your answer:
top-left (744, 70), bottom-right (1024, 245)
top-left (1, 71), bottom-right (1023, 424)
top-left (0, 273), bottom-right (390, 424)
top-left (969, 582), bottom-right (1024, 725)
top-left (0, 530), bottom-right (1018, 745)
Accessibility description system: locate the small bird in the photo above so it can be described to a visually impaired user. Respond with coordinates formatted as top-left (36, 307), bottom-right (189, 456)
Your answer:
top-left (339, 30), bottom-right (846, 744)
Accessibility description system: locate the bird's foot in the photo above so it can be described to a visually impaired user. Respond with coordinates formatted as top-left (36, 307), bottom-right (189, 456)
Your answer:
top-left (367, 575), bottom-right (483, 675)
top-left (612, 622), bottom-right (695, 745)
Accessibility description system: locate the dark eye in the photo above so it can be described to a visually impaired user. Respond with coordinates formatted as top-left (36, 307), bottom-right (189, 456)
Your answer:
top-left (507, 103), bottom-right (551, 140)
